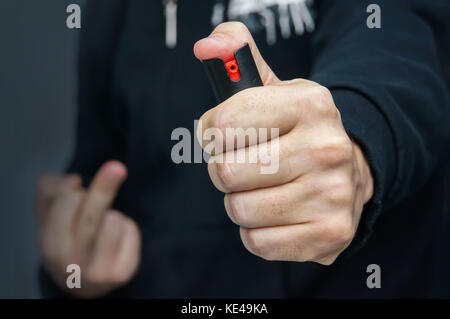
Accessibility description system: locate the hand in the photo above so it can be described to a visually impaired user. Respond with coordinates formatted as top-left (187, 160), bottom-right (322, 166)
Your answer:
top-left (36, 161), bottom-right (141, 297)
top-left (194, 22), bottom-right (374, 265)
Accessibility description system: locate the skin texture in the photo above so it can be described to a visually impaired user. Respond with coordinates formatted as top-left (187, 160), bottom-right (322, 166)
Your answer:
top-left (36, 161), bottom-right (141, 298)
top-left (194, 22), bottom-right (374, 265)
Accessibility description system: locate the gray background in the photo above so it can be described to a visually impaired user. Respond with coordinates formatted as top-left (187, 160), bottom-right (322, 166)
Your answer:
top-left (0, 0), bottom-right (83, 298)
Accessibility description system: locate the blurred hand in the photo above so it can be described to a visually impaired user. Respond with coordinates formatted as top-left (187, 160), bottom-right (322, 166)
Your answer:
top-left (194, 22), bottom-right (374, 265)
top-left (36, 161), bottom-right (141, 297)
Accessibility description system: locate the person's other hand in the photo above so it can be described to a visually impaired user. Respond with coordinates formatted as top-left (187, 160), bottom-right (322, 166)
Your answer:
top-left (194, 22), bottom-right (374, 265)
top-left (36, 161), bottom-right (141, 297)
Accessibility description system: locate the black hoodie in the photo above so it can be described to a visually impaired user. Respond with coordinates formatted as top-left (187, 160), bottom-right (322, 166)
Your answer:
top-left (41, 0), bottom-right (450, 298)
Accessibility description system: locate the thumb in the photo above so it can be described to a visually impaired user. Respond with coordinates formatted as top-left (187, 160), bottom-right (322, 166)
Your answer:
top-left (194, 22), bottom-right (280, 86)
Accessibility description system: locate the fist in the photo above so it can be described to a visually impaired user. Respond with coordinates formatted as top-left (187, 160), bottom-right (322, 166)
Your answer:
top-left (36, 161), bottom-right (141, 297)
top-left (194, 22), bottom-right (374, 265)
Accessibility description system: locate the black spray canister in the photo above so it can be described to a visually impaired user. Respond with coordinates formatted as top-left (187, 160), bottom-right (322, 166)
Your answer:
top-left (202, 44), bottom-right (263, 104)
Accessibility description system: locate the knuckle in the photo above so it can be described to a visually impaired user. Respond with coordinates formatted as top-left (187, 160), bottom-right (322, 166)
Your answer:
top-left (124, 216), bottom-right (141, 237)
top-left (322, 216), bottom-right (354, 246)
top-left (325, 175), bottom-right (354, 207)
top-left (292, 84), bottom-right (338, 118)
top-left (52, 190), bottom-right (83, 215)
top-left (317, 255), bottom-right (339, 266)
top-left (214, 162), bottom-right (236, 191)
top-left (316, 85), bottom-right (333, 102)
top-left (234, 21), bottom-right (250, 34)
top-left (313, 85), bottom-right (336, 116)
top-left (309, 135), bottom-right (353, 167)
top-left (222, 21), bottom-right (250, 35)
top-left (36, 175), bottom-right (57, 198)
top-left (227, 195), bottom-right (248, 226)
top-left (242, 229), bottom-right (269, 259)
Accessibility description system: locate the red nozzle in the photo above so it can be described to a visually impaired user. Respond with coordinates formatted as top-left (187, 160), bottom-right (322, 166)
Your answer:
top-left (225, 58), bottom-right (241, 82)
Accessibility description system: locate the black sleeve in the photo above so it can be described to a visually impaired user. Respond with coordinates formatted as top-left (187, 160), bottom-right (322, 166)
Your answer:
top-left (39, 0), bottom-right (128, 298)
top-left (309, 0), bottom-right (450, 255)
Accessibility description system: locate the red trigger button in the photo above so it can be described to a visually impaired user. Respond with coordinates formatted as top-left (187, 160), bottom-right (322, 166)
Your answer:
top-left (225, 59), bottom-right (241, 82)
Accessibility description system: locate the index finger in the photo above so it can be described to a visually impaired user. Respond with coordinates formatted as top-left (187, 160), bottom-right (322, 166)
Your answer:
top-left (197, 80), bottom-right (314, 153)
